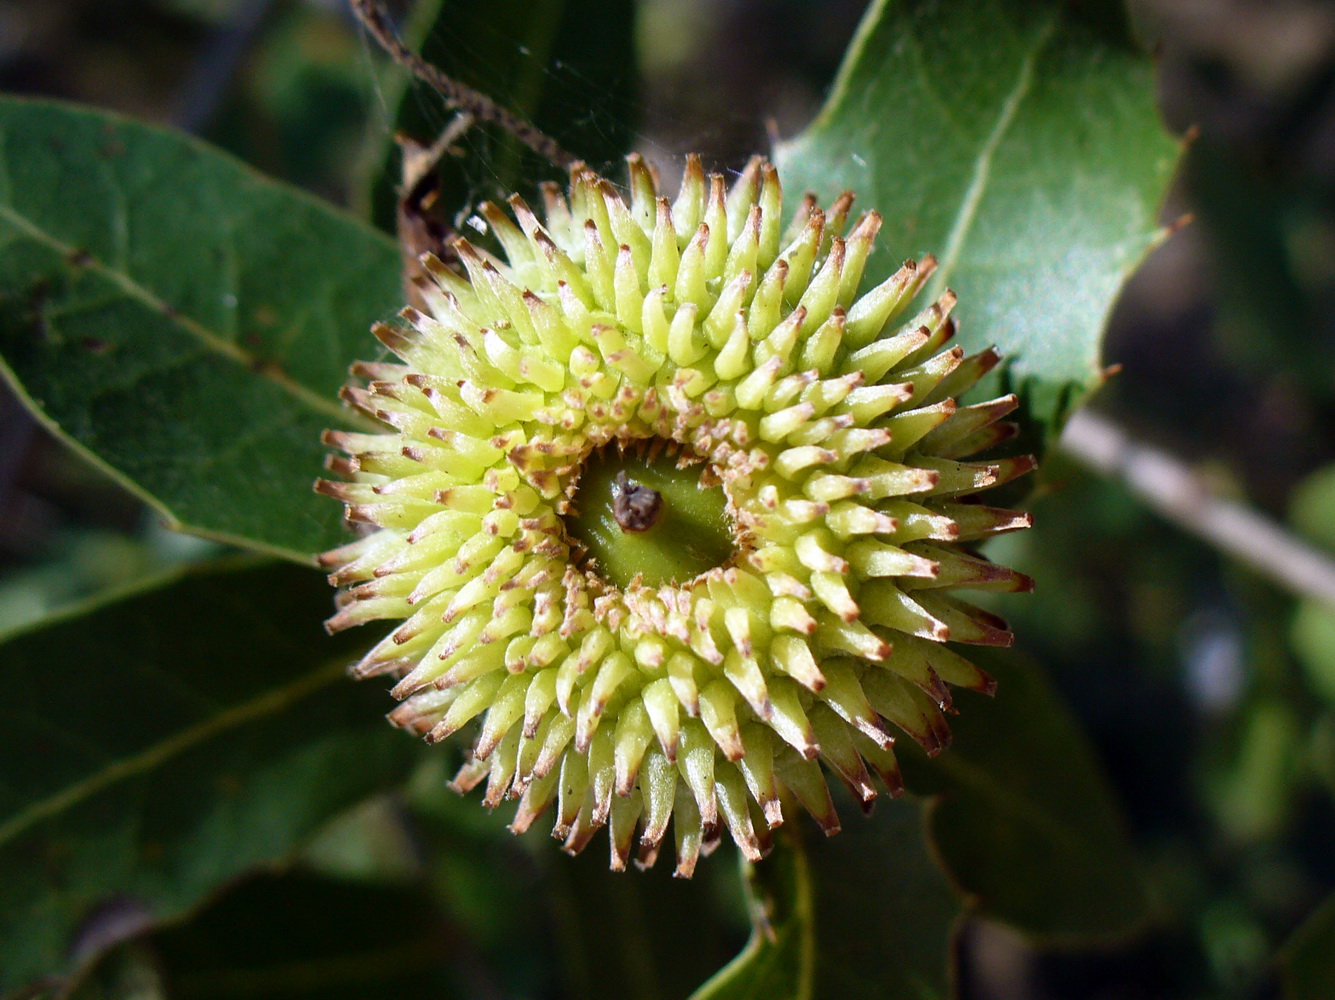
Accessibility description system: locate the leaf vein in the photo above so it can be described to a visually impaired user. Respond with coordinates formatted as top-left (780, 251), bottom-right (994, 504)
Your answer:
top-left (0, 203), bottom-right (351, 425)
top-left (0, 659), bottom-right (345, 850)
top-left (903, 29), bottom-right (966, 139)
top-left (928, 15), bottom-right (1058, 297)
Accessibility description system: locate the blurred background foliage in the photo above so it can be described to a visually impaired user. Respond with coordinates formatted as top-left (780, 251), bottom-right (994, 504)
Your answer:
top-left (3, 0), bottom-right (1335, 997)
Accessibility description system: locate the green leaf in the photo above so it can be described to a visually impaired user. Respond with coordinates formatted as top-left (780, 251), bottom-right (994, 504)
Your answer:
top-left (692, 799), bottom-right (961, 1000)
top-left (909, 652), bottom-right (1150, 941)
top-left (1290, 462), bottom-right (1335, 552)
top-left (360, 0), bottom-right (638, 232)
top-left (544, 836), bottom-right (750, 1000)
top-left (0, 96), bottom-right (401, 562)
top-left (0, 559), bottom-right (420, 996)
top-left (1280, 891), bottom-right (1335, 1000)
top-left (1288, 465), bottom-right (1335, 703)
top-left (149, 872), bottom-right (456, 1000)
top-left (407, 774), bottom-right (750, 1000)
top-left (774, 0), bottom-right (1179, 438)
top-left (1206, 697), bottom-right (1302, 844)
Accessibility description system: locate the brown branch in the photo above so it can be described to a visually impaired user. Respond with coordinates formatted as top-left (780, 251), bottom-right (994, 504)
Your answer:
top-left (1060, 409), bottom-right (1335, 610)
top-left (350, 0), bottom-right (577, 169)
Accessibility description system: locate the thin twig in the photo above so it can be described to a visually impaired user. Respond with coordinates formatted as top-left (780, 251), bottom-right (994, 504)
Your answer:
top-left (1060, 409), bottom-right (1335, 610)
top-left (350, 0), bottom-right (577, 169)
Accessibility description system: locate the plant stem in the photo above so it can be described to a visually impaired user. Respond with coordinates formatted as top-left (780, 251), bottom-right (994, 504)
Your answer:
top-left (1060, 408), bottom-right (1335, 610)
top-left (349, 0), bottom-right (577, 169)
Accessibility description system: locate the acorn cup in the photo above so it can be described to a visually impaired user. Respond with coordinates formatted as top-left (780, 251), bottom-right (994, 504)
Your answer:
top-left (317, 154), bottom-right (1035, 876)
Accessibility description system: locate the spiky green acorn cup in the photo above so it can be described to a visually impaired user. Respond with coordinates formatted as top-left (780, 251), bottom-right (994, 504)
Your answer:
top-left (317, 155), bottom-right (1035, 876)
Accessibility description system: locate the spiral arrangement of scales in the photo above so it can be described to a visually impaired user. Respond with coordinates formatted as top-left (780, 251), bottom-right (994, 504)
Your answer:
top-left (318, 153), bottom-right (1034, 876)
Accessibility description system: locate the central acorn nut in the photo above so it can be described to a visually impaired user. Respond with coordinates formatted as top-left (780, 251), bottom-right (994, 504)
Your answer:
top-left (611, 471), bottom-right (662, 533)
top-left (318, 153), bottom-right (1036, 876)
top-left (565, 439), bottom-right (735, 590)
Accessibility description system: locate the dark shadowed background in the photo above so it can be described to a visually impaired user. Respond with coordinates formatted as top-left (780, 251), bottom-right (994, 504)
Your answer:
top-left (4, 1), bottom-right (1335, 997)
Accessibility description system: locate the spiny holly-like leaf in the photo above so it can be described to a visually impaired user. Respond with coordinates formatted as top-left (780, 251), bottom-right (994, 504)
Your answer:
top-left (692, 799), bottom-right (961, 1000)
top-left (907, 652), bottom-right (1150, 942)
top-left (775, 0), bottom-right (1180, 440)
top-left (0, 96), bottom-right (401, 562)
top-left (0, 559), bottom-right (420, 997)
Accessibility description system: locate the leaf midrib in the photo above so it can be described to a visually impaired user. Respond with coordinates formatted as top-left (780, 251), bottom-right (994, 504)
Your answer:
top-left (0, 659), bottom-right (346, 850)
top-left (927, 15), bottom-right (1059, 298)
top-left (0, 200), bottom-right (351, 426)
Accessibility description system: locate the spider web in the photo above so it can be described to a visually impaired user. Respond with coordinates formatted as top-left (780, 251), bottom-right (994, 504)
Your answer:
top-left (354, 0), bottom-right (849, 232)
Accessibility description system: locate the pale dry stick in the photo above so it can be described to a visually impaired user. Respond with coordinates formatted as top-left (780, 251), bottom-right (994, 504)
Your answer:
top-left (1060, 408), bottom-right (1335, 610)
top-left (350, 0), bottom-right (577, 169)
top-left (402, 112), bottom-right (477, 193)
